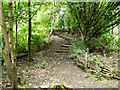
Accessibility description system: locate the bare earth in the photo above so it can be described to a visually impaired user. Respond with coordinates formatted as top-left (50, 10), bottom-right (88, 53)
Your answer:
top-left (17, 35), bottom-right (118, 88)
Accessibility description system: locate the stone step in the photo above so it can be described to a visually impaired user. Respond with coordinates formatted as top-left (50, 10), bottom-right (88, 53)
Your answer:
top-left (64, 42), bottom-right (72, 45)
top-left (53, 32), bottom-right (74, 40)
top-left (59, 48), bottom-right (69, 50)
top-left (61, 44), bottom-right (72, 47)
top-left (16, 53), bottom-right (28, 59)
top-left (55, 50), bottom-right (69, 53)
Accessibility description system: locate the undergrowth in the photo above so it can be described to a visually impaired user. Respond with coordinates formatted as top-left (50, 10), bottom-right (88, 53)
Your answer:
top-left (88, 34), bottom-right (120, 52)
top-left (70, 40), bottom-right (119, 81)
top-left (13, 25), bottom-right (53, 53)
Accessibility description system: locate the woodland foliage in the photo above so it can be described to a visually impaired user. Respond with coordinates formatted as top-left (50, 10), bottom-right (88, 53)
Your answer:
top-left (0, 1), bottom-right (120, 88)
top-left (67, 2), bottom-right (119, 44)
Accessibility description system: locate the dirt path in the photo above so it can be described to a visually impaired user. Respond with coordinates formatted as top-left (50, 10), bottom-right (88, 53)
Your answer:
top-left (17, 35), bottom-right (118, 88)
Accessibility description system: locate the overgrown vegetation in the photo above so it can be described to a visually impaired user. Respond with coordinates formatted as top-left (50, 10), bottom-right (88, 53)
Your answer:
top-left (67, 2), bottom-right (119, 43)
top-left (13, 25), bottom-right (52, 53)
top-left (70, 39), bottom-right (119, 80)
top-left (0, 1), bottom-right (120, 88)
top-left (88, 33), bottom-right (120, 52)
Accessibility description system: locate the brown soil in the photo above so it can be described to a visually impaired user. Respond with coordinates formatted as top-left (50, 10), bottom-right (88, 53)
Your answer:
top-left (17, 35), bottom-right (118, 88)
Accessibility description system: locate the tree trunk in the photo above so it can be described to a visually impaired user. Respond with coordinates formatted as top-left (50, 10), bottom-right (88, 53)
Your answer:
top-left (15, 0), bottom-right (20, 53)
top-left (0, 0), bottom-right (11, 82)
top-left (28, 0), bottom-right (32, 61)
top-left (15, 1), bottom-right (17, 53)
top-left (0, 1), bottom-right (17, 88)
top-left (8, 1), bottom-right (17, 88)
top-left (46, 0), bottom-right (56, 44)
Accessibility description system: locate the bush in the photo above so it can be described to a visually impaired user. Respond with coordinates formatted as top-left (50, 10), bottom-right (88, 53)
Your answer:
top-left (13, 24), bottom-right (51, 52)
top-left (88, 34), bottom-right (119, 52)
top-left (70, 41), bottom-right (87, 57)
top-left (70, 40), bottom-right (119, 80)
top-left (13, 25), bottom-right (28, 52)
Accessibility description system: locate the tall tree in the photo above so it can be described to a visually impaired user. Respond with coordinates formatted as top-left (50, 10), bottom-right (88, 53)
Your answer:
top-left (0, 1), bottom-right (17, 88)
top-left (15, 0), bottom-right (20, 53)
top-left (28, 0), bottom-right (32, 61)
top-left (8, 1), bottom-right (17, 88)
top-left (67, 2), bottom-right (120, 44)
top-left (46, 0), bottom-right (56, 44)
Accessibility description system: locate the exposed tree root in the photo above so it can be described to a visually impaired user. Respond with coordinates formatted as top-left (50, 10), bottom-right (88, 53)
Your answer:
top-left (76, 54), bottom-right (120, 80)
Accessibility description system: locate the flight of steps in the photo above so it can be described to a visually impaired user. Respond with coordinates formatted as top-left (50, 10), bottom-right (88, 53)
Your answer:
top-left (53, 29), bottom-right (74, 53)
top-left (53, 30), bottom-right (74, 41)
top-left (55, 41), bottom-right (72, 53)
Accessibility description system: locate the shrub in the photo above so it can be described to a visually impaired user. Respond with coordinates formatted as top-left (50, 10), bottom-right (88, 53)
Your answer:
top-left (70, 40), bottom-right (119, 80)
top-left (88, 34), bottom-right (119, 52)
top-left (13, 24), bottom-right (51, 52)
top-left (70, 41), bottom-right (87, 57)
top-left (13, 25), bottom-right (28, 52)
